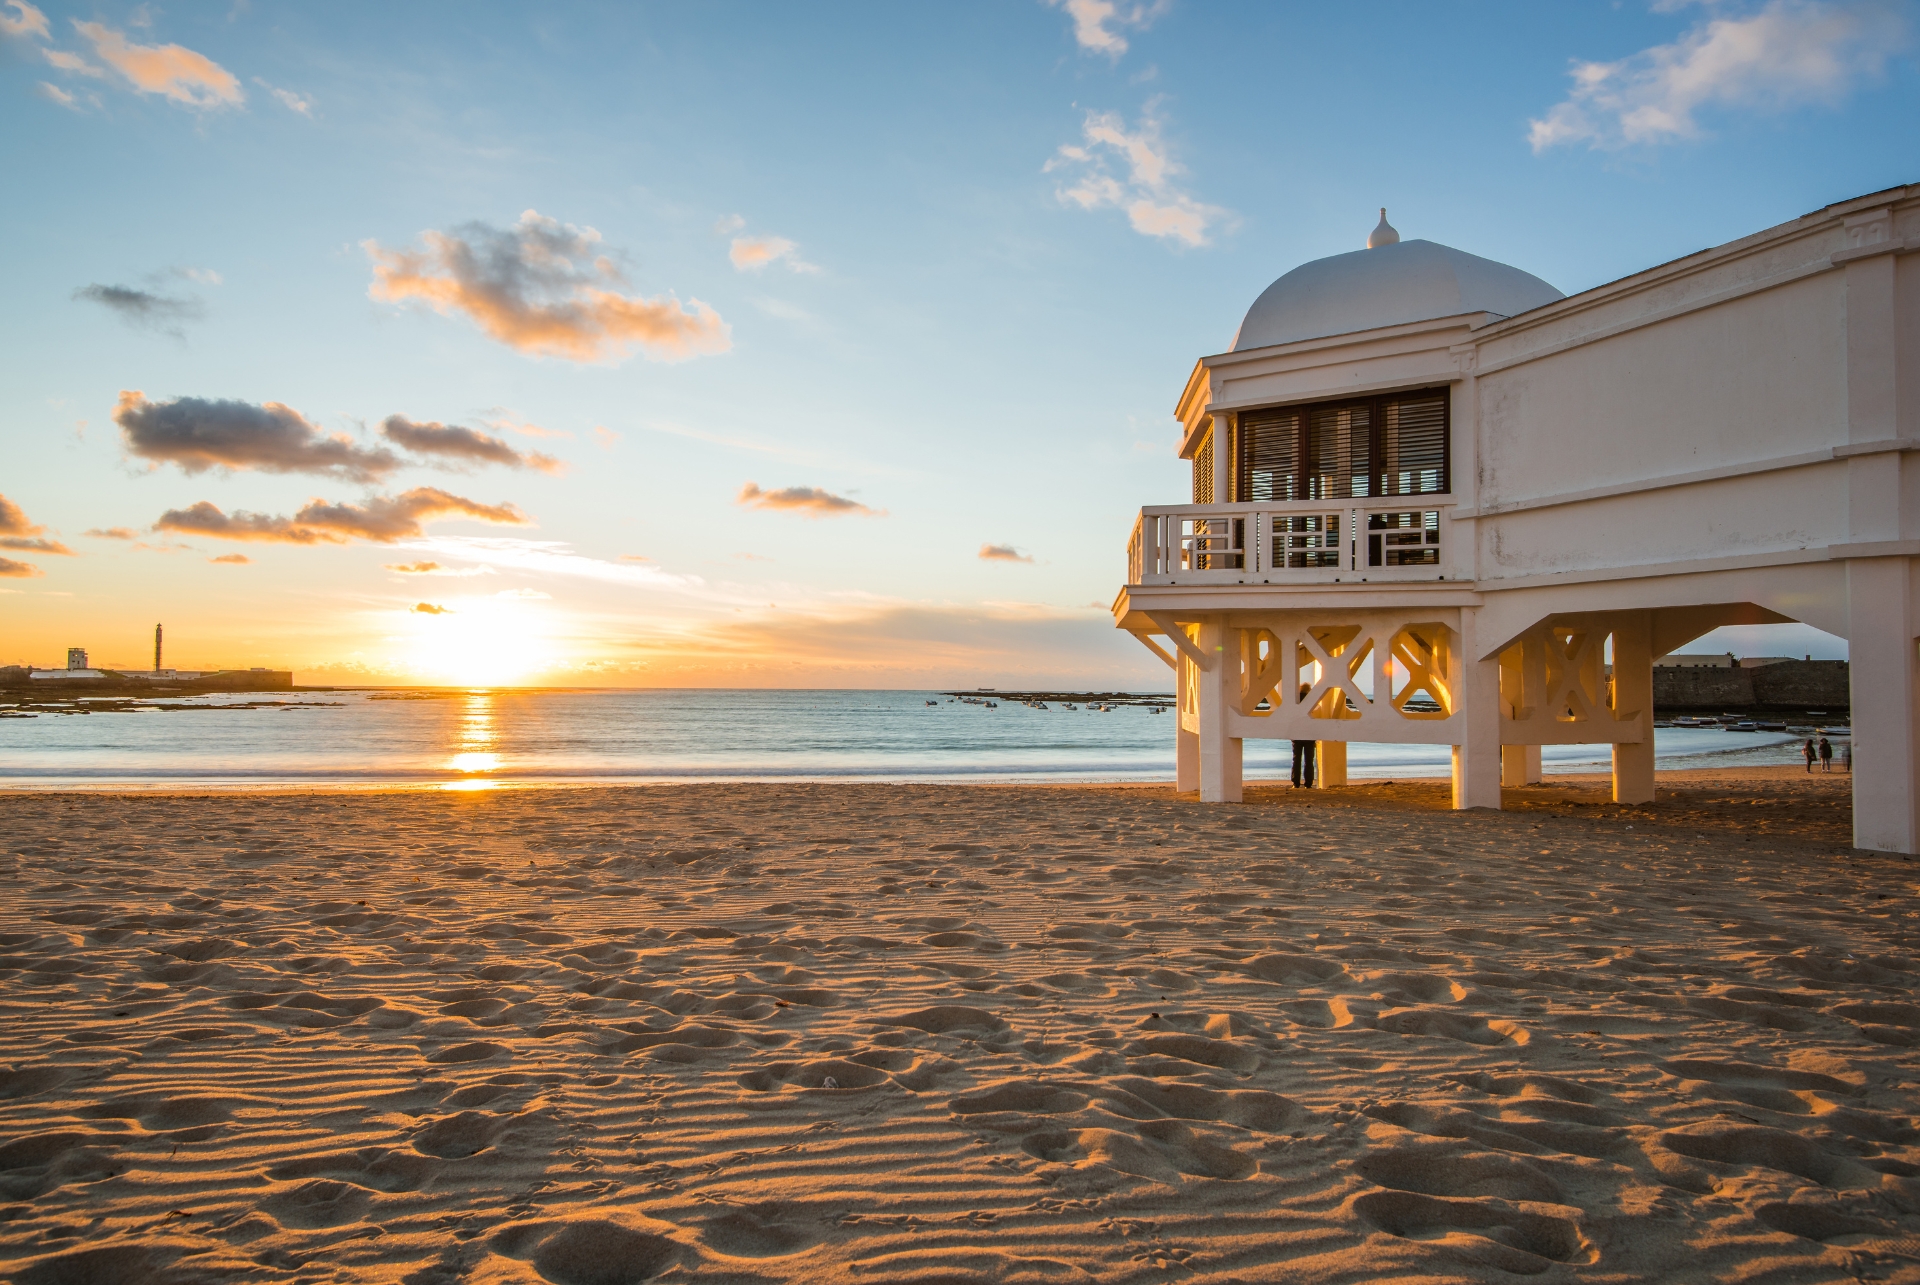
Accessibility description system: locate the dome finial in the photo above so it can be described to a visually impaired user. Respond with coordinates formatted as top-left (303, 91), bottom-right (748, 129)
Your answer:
top-left (1367, 207), bottom-right (1400, 249)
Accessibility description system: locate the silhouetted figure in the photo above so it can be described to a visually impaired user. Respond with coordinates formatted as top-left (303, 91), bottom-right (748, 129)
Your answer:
top-left (1819, 737), bottom-right (1833, 772)
top-left (1291, 740), bottom-right (1316, 789)
top-left (1803, 738), bottom-right (1817, 773)
top-left (1842, 741), bottom-right (1853, 773)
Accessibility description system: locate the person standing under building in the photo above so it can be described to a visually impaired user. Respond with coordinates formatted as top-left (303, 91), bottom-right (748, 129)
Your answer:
top-left (1291, 739), bottom-right (1316, 790)
top-left (1803, 738), bottom-right (1817, 773)
top-left (1842, 740), bottom-right (1852, 773)
top-left (1291, 682), bottom-right (1316, 789)
top-left (1819, 737), bottom-right (1833, 772)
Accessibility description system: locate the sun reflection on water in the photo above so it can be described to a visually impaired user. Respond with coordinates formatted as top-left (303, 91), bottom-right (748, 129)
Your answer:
top-left (445, 691), bottom-right (501, 779)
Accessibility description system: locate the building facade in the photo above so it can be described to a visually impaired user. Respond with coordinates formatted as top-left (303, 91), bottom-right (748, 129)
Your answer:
top-left (1112, 186), bottom-right (1920, 852)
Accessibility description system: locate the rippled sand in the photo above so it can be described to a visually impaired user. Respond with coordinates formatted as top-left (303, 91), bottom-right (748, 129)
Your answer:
top-left (1, 778), bottom-right (1915, 1283)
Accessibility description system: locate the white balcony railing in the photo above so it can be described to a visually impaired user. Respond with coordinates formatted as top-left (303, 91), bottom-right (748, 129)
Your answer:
top-left (1128, 497), bottom-right (1457, 585)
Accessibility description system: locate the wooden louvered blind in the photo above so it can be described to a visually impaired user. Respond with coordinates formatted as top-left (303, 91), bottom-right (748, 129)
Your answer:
top-left (1379, 391), bottom-right (1448, 495)
top-left (1238, 407), bottom-right (1301, 501)
top-left (1192, 429), bottom-right (1214, 505)
top-left (1237, 387), bottom-right (1448, 502)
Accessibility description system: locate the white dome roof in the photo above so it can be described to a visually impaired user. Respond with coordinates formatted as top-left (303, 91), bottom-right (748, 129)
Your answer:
top-left (1231, 239), bottom-right (1564, 352)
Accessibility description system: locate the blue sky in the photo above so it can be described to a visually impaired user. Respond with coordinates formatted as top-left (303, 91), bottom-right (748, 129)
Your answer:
top-left (2, 0), bottom-right (1913, 684)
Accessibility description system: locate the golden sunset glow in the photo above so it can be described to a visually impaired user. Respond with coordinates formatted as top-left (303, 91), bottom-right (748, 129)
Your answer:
top-left (400, 600), bottom-right (559, 687)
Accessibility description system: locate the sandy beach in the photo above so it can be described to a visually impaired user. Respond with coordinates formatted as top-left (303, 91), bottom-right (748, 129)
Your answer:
top-left (1, 774), bottom-right (1915, 1283)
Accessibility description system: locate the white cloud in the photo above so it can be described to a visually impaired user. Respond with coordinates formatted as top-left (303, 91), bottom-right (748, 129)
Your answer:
top-left (43, 47), bottom-right (104, 77)
top-left (1046, 0), bottom-right (1168, 59)
top-left (35, 80), bottom-right (80, 109)
top-left (256, 80), bottom-right (314, 116)
top-left (1045, 106), bottom-right (1227, 247)
top-left (1, 0), bottom-right (48, 41)
top-left (365, 210), bottom-right (731, 364)
top-left (1529, 0), bottom-right (1907, 151)
top-left (714, 213), bottom-right (746, 235)
top-left (401, 536), bottom-right (706, 592)
top-left (729, 234), bottom-right (819, 274)
top-left (71, 19), bottom-right (244, 109)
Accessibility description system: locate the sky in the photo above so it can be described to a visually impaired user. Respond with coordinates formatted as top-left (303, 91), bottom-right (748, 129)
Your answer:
top-left (2, 0), bottom-right (1915, 687)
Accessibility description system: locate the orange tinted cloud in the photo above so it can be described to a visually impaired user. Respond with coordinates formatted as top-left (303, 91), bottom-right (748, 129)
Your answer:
top-left (380, 415), bottom-right (562, 474)
top-left (364, 210), bottom-right (731, 364)
top-left (156, 488), bottom-right (530, 545)
top-left (84, 527), bottom-right (137, 540)
top-left (978, 543), bottom-right (1035, 563)
top-left (411, 602), bottom-right (450, 615)
top-left (2, 1), bottom-right (49, 40)
top-left (208, 553), bottom-right (250, 565)
top-left (72, 20), bottom-right (242, 108)
top-left (0, 493), bottom-right (43, 536)
top-left (728, 234), bottom-right (816, 273)
top-left (736, 482), bottom-right (881, 518)
top-left (115, 391), bottom-right (400, 482)
top-left (0, 557), bottom-right (42, 578)
top-left (0, 494), bottom-right (73, 556)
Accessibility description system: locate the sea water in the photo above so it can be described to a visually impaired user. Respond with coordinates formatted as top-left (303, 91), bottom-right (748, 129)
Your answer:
top-left (0, 688), bottom-right (1814, 788)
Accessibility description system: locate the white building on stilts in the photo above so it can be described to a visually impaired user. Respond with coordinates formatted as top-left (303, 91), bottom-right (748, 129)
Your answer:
top-left (1112, 186), bottom-right (1920, 852)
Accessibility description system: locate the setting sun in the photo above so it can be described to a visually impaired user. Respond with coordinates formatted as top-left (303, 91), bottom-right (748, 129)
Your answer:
top-left (398, 598), bottom-right (560, 687)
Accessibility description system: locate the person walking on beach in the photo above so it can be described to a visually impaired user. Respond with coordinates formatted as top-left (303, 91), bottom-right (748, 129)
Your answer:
top-left (1819, 737), bottom-right (1833, 772)
top-left (1804, 738), bottom-right (1817, 773)
top-left (1842, 740), bottom-right (1853, 772)
top-left (1291, 739), bottom-right (1316, 789)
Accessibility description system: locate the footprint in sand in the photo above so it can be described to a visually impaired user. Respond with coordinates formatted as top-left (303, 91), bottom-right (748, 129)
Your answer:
top-left (1350, 1189), bottom-right (1589, 1274)
top-left (259, 1177), bottom-right (375, 1229)
top-left (268, 1146), bottom-right (438, 1192)
top-left (736, 1059), bottom-right (891, 1092)
top-left (1356, 1144), bottom-right (1565, 1203)
top-left (489, 1217), bottom-right (683, 1284)
top-left (412, 1110), bottom-right (508, 1158)
top-left (698, 1201), bottom-right (823, 1257)
top-left (0, 1132), bottom-right (120, 1200)
top-left (1120, 1033), bottom-right (1261, 1076)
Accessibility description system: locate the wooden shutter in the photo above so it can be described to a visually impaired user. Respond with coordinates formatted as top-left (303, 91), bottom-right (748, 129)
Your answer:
top-left (1306, 402), bottom-right (1371, 499)
top-left (1379, 391), bottom-right (1448, 495)
top-left (1232, 385), bottom-right (1450, 505)
top-left (1192, 429), bottom-right (1214, 505)
top-left (1238, 407), bottom-right (1301, 501)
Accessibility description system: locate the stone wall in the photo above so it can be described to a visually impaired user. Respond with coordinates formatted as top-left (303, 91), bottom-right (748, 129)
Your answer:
top-left (1652, 659), bottom-right (1849, 710)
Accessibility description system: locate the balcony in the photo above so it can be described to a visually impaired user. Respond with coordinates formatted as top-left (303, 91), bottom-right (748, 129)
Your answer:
top-left (1128, 497), bottom-right (1458, 586)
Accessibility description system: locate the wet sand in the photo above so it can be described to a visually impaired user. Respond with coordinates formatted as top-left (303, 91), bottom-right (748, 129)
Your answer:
top-left (0, 775), bottom-right (1915, 1283)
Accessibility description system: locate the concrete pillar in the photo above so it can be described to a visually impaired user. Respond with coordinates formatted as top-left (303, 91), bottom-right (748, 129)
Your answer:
top-left (1847, 558), bottom-right (1920, 852)
top-left (1451, 611), bottom-right (1502, 810)
top-left (1175, 650), bottom-right (1199, 793)
top-left (1316, 741), bottom-right (1346, 788)
top-left (1195, 617), bottom-right (1242, 803)
top-left (1611, 611), bottom-right (1656, 805)
top-left (1497, 641), bottom-right (1542, 787)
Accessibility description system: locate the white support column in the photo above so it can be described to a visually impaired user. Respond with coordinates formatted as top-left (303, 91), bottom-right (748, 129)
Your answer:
top-left (1195, 617), bottom-right (1242, 803)
top-left (1451, 609), bottom-right (1502, 810)
top-left (1497, 643), bottom-right (1540, 788)
top-left (1316, 741), bottom-right (1346, 788)
top-left (1611, 611), bottom-right (1656, 805)
top-left (1848, 558), bottom-right (1920, 852)
top-left (1175, 650), bottom-right (1199, 794)
top-left (1838, 207), bottom-right (1917, 853)
top-left (1212, 412), bottom-right (1234, 506)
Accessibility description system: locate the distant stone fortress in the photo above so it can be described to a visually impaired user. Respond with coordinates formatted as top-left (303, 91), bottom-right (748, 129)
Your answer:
top-left (1652, 657), bottom-right (1848, 714)
top-left (0, 664), bottom-right (293, 694)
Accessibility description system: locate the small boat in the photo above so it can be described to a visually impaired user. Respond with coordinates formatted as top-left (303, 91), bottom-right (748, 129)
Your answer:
top-left (926, 700), bottom-right (937, 706)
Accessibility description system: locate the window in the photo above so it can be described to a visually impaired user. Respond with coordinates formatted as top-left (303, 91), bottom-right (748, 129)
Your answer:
top-left (1237, 387), bottom-right (1449, 502)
